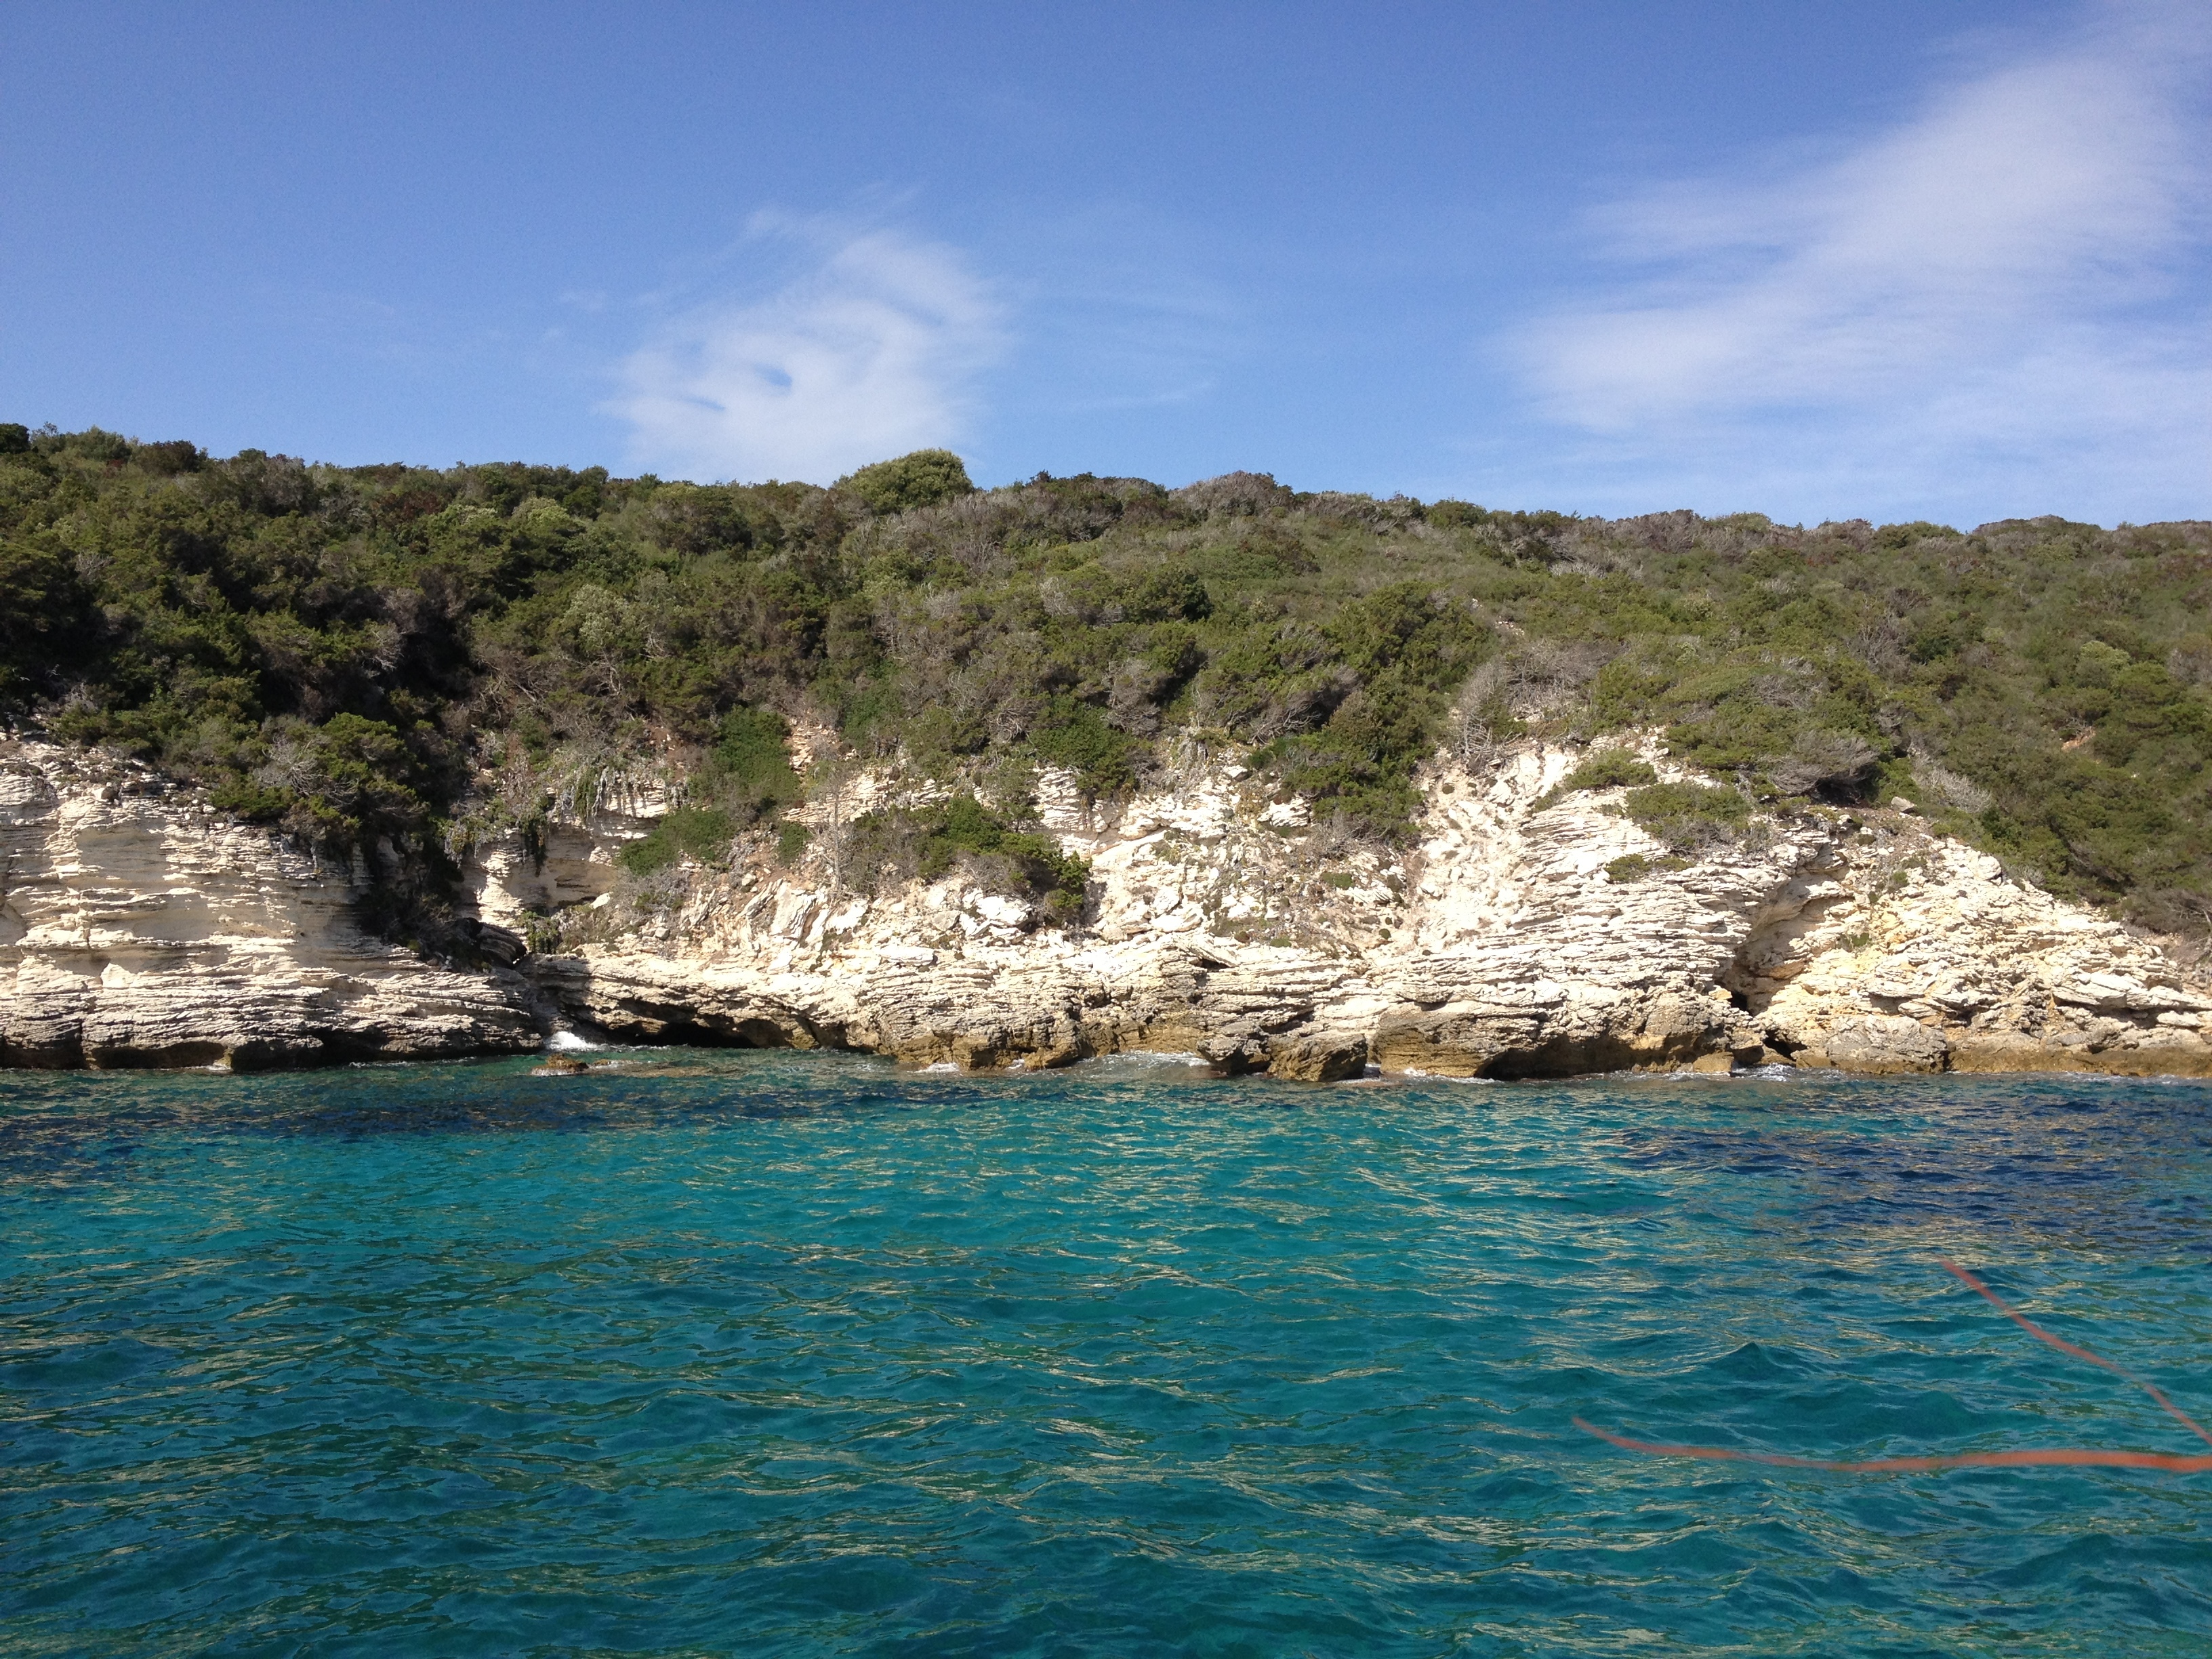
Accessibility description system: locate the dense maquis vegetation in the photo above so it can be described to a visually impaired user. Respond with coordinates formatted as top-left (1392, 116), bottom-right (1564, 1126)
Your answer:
top-left (2, 419), bottom-right (2209, 953)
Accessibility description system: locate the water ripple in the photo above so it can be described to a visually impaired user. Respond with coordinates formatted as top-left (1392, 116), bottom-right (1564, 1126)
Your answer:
top-left (1, 1058), bottom-right (2208, 1655)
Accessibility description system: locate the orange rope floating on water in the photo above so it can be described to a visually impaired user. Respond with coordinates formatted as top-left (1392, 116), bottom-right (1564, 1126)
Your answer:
top-left (1573, 1418), bottom-right (2212, 1474)
top-left (1937, 1258), bottom-right (2212, 1450)
top-left (1578, 1257), bottom-right (2212, 1475)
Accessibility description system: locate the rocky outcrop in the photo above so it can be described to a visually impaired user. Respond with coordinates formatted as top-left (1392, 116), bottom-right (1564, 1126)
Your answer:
top-left (5, 730), bottom-right (2209, 1078)
top-left (503, 738), bottom-right (2211, 1080)
top-left (1729, 827), bottom-right (2212, 1076)
top-left (0, 741), bottom-right (542, 1069)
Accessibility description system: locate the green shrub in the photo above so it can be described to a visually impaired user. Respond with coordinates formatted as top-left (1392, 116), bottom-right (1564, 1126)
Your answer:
top-left (1271, 583), bottom-right (1492, 839)
top-left (1873, 520), bottom-right (1960, 550)
top-left (697, 705), bottom-right (802, 817)
top-left (619, 806), bottom-right (735, 876)
top-left (0, 539), bottom-right (92, 697)
top-left (1563, 749), bottom-right (1659, 792)
top-left (520, 911), bottom-right (565, 954)
top-left (845, 795), bottom-right (1089, 918)
top-left (1031, 694), bottom-right (1140, 797)
top-left (776, 821), bottom-right (811, 865)
top-left (1617, 781), bottom-right (1753, 852)
top-left (1125, 567), bottom-right (1212, 623)
top-left (838, 449), bottom-right (975, 514)
top-left (1529, 749), bottom-right (1659, 812)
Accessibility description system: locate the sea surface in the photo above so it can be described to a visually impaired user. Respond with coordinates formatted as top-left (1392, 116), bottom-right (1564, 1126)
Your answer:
top-left (3, 1054), bottom-right (2209, 1658)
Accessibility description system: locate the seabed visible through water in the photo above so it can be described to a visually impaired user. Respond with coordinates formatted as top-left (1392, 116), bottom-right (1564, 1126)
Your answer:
top-left (3, 1053), bottom-right (2209, 1656)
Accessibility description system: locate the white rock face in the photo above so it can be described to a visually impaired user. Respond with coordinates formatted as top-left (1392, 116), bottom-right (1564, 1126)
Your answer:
top-left (1735, 832), bottom-right (2212, 1076)
top-left (498, 739), bottom-right (2212, 1080)
top-left (0, 741), bottom-right (541, 1069)
top-left (5, 731), bottom-right (2208, 1078)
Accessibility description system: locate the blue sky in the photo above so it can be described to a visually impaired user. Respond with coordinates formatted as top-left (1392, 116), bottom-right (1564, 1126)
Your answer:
top-left (3, 1), bottom-right (2207, 525)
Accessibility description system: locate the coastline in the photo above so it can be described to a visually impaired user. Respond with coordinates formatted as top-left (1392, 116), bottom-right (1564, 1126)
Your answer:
top-left (5, 733), bottom-right (2208, 1080)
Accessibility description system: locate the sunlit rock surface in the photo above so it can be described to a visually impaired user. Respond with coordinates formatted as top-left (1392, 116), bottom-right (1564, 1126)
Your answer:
top-left (504, 739), bottom-right (2212, 1080)
top-left (5, 733), bottom-right (2207, 1076)
top-left (0, 741), bottom-right (540, 1069)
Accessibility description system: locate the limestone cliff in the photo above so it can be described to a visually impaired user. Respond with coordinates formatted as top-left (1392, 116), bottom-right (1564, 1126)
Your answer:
top-left (0, 740), bottom-right (540, 1069)
top-left (4, 733), bottom-right (2207, 1077)
top-left (504, 738), bottom-right (2212, 1080)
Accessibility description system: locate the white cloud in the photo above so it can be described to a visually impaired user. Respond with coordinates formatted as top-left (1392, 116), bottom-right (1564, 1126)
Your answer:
top-left (1509, 4), bottom-right (2212, 524)
top-left (611, 226), bottom-right (1002, 485)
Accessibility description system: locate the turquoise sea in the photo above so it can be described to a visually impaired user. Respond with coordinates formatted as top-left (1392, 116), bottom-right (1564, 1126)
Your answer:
top-left (3, 1055), bottom-right (2209, 1657)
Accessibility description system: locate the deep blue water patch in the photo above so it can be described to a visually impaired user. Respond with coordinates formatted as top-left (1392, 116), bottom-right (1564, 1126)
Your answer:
top-left (3, 1057), bottom-right (2209, 1656)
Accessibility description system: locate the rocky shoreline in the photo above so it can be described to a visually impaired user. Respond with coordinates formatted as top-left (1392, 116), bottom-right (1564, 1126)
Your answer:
top-left (4, 735), bottom-right (2208, 1079)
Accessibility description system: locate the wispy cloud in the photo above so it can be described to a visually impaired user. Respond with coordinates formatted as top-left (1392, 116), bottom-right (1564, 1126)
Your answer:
top-left (1508, 3), bottom-right (2212, 524)
top-left (1006, 202), bottom-right (1246, 417)
top-left (611, 222), bottom-right (1002, 484)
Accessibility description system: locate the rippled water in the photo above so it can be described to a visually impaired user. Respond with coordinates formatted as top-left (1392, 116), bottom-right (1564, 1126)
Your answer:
top-left (3, 1056), bottom-right (2209, 1656)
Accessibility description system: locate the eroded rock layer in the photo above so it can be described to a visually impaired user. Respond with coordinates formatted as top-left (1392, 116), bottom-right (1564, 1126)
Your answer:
top-left (0, 741), bottom-right (541, 1069)
top-left (516, 740), bottom-right (2211, 1080)
top-left (5, 735), bottom-right (2207, 1077)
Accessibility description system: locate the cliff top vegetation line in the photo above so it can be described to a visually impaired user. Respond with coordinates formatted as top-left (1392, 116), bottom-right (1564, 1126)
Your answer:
top-left (1, 419), bottom-right (2207, 951)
